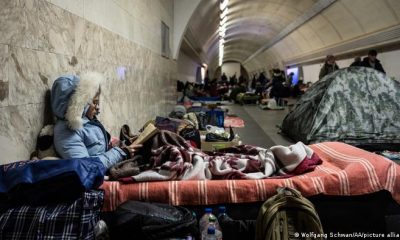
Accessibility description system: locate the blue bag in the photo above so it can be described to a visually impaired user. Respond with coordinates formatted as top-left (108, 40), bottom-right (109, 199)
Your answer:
top-left (206, 109), bottom-right (225, 128)
top-left (0, 157), bottom-right (105, 206)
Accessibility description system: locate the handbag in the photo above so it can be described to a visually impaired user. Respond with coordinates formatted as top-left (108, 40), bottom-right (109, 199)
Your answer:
top-left (155, 116), bottom-right (192, 133)
top-left (179, 126), bottom-right (201, 149)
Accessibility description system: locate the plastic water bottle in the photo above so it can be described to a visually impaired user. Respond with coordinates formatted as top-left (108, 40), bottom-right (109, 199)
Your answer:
top-left (202, 216), bottom-right (222, 240)
top-left (199, 208), bottom-right (216, 234)
top-left (203, 227), bottom-right (217, 240)
top-left (217, 206), bottom-right (231, 224)
top-left (203, 227), bottom-right (223, 240)
top-left (217, 206), bottom-right (232, 239)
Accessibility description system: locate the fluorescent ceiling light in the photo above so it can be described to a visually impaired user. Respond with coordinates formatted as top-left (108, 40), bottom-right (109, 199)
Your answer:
top-left (220, 15), bottom-right (227, 25)
top-left (220, 7), bottom-right (229, 19)
top-left (220, 0), bottom-right (228, 11)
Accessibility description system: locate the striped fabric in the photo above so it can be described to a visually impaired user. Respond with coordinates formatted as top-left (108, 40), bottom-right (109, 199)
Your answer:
top-left (0, 190), bottom-right (103, 239)
top-left (100, 142), bottom-right (400, 212)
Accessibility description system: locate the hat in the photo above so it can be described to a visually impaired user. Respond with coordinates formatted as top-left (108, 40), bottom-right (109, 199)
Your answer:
top-left (51, 72), bottom-right (104, 130)
top-left (174, 105), bottom-right (187, 115)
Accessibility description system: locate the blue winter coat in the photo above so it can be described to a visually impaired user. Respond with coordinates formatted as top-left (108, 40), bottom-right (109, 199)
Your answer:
top-left (51, 74), bottom-right (126, 169)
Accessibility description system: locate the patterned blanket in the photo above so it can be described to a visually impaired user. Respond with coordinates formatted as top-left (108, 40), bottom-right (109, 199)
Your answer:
top-left (115, 131), bottom-right (321, 182)
top-left (100, 142), bottom-right (400, 211)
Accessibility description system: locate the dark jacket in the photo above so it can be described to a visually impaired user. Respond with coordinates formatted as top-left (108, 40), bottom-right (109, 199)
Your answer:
top-left (361, 57), bottom-right (386, 74)
top-left (349, 60), bottom-right (362, 67)
top-left (319, 64), bottom-right (339, 80)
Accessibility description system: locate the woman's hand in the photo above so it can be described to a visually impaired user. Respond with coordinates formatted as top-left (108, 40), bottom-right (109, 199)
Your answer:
top-left (129, 135), bottom-right (138, 144)
top-left (126, 143), bottom-right (143, 154)
top-left (123, 143), bottom-right (143, 158)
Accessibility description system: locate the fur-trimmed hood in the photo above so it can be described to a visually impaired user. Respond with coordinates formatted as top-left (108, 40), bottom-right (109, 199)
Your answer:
top-left (51, 72), bottom-right (104, 130)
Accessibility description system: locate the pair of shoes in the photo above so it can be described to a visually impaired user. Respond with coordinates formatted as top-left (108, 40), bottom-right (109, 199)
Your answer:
top-left (205, 133), bottom-right (229, 142)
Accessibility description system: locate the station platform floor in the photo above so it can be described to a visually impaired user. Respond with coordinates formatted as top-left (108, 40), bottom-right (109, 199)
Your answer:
top-left (223, 104), bottom-right (294, 148)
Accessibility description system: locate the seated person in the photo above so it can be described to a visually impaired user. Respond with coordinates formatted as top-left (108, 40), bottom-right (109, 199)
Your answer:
top-left (51, 72), bottom-right (141, 169)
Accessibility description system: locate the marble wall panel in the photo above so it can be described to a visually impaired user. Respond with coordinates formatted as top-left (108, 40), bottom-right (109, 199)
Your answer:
top-left (8, 47), bottom-right (83, 106)
top-left (83, 22), bottom-right (105, 61)
top-left (102, 28), bottom-right (120, 65)
top-left (37, 0), bottom-right (77, 56)
top-left (0, 103), bottom-right (45, 163)
top-left (0, 1), bottom-right (177, 163)
top-left (0, 0), bottom-right (39, 50)
top-left (36, 51), bottom-right (83, 88)
top-left (0, 45), bottom-right (9, 107)
top-left (8, 46), bottom-right (46, 105)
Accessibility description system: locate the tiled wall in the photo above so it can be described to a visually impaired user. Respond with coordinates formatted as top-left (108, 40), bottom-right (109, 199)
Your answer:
top-left (0, 0), bottom-right (177, 163)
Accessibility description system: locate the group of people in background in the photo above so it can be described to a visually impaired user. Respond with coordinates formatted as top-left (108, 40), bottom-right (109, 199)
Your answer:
top-left (178, 49), bottom-right (387, 104)
top-left (178, 68), bottom-right (305, 105)
top-left (319, 49), bottom-right (386, 79)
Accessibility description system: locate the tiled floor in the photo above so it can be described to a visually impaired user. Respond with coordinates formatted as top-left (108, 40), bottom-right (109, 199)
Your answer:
top-left (225, 104), bottom-right (294, 147)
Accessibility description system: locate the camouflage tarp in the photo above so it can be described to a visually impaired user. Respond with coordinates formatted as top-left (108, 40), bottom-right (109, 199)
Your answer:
top-left (281, 67), bottom-right (400, 150)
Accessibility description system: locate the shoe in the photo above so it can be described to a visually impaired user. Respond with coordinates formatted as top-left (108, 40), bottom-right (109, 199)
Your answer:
top-left (228, 126), bottom-right (235, 141)
top-left (205, 133), bottom-right (229, 142)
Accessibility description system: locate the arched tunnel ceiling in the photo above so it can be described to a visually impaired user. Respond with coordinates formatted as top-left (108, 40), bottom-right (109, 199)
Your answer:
top-left (180, 0), bottom-right (400, 73)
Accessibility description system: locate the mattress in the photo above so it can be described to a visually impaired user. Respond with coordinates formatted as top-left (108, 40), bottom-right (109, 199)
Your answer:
top-left (100, 142), bottom-right (400, 212)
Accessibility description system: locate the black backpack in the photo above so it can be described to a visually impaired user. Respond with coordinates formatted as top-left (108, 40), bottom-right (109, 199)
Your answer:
top-left (109, 201), bottom-right (198, 240)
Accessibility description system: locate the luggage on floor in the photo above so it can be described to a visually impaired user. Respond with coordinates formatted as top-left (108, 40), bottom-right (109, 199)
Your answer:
top-left (229, 86), bottom-right (246, 101)
top-left (0, 157), bottom-right (105, 205)
top-left (236, 93), bottom-right (260, 105)
top-left (109, 201), bottom-right (198, 240)
top-left (255, 187), bottom-right (324, 240)
top-left (206, 109), bottom-right (225, 128)
top-left (0, 190), bottom-right (104, 240)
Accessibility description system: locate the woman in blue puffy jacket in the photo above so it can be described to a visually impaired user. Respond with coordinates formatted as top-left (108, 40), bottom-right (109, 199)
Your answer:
top-left (51, 72), bottom-right (141, 169)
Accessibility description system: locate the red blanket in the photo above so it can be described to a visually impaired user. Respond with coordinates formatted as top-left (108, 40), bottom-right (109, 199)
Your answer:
top-left (100, 142), bottom-right (400, 211)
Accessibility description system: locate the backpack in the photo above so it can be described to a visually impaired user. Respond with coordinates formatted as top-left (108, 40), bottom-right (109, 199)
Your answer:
top-left (255, 187), bottom-right (324, 240)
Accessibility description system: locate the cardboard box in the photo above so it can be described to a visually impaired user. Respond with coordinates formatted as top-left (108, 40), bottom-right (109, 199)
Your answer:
top-left (201, 137), bottom-right (241, 152)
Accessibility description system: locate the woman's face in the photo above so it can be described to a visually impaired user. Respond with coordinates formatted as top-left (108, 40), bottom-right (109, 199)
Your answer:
top-left (86, 92), bottom-right (100, 120)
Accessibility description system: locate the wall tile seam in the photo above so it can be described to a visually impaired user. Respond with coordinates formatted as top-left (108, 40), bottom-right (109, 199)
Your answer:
top-left (5, 101), bottom-right (46, 107)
